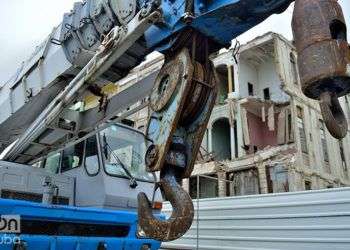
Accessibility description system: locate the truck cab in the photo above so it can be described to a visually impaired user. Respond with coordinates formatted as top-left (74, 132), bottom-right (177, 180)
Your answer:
top-left (0, 123), bottom-right (162, 249)
top-left (37, 122), bottom-right (161, 211)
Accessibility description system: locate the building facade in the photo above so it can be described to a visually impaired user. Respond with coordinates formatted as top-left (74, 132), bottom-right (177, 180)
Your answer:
top-left (125, 32), bottom-right (350, 199)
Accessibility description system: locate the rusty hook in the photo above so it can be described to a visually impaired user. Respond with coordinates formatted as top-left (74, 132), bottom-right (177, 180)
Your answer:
top-left (319, 91), bottom-right (348, 139)
top-left (137, 167), bottom-right (194, 242)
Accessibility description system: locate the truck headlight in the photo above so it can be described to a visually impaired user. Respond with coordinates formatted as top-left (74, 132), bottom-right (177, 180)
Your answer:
top-left (137, 225), bottom-right (147, 238)
top-left (140, 244), bottom-right (151, 250)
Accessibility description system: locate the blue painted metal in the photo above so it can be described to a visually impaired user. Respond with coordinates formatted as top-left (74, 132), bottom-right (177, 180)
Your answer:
top-left (139, 0), bottom-right (293, 50)
top-left (0, 199), bottom-right (161, 249)
top-left (0, 235), bottom-right (159, 250)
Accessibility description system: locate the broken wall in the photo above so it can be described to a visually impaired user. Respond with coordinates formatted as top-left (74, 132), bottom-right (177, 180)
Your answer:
top-left (257, 58), bottom-right (290, 102)
top-left (238, 59), bottom-right (258, 98)
top-left (247, 111), bottom-right (278, 151)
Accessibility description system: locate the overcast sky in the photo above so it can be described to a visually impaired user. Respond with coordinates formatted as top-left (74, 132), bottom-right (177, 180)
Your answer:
top-left (0, 0), bottom-right (349, 84)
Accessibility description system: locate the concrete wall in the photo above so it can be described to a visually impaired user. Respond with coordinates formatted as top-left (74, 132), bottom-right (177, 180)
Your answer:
top-left (256, 58), bottom-right (290, 102)
top-left (238, 55), bottom-right (289, 103)
top-left (238, 60), bottom-right (258, 98)
top-left (290, 96), bottom-right (350, 188)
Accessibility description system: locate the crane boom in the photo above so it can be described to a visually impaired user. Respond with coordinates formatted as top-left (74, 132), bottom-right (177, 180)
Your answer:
top-left (5, 8), bottom-right (161, 163)
top-left (0, 0), bottom-right (294, 161)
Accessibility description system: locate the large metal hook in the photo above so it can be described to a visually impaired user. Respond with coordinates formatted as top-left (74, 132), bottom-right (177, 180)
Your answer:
top-left (137, 167), bottom-right (194, 242)
top-left (319, 91), bottom-right (348, 139)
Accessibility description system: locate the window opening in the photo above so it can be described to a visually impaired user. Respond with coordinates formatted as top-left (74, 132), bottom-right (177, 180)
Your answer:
top-left (297, 106), bottom-right (308, 154)
top-left (248, 82), bottom-right (254, 96)
top-left (319, 120), bottom-right (331, 173)
top-left (305, 180), bottom-right (312, 191)
top-left (44, 153), bottom-right (61, 174)
top-left (61, 141), bottom-right (84, 173)
top-left (85, 136), bottom-right (100, 176)
top-left (263, 88), bottom-right (270, 100)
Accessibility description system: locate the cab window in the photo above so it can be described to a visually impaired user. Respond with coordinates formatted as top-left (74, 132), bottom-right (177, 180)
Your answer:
top-left (101, 124), bottom-right (154, 182)
top-left (43, 153), bottom-right (61, 174)
top-left (85, 136), bottom-right (100, 176)
top-left (61, 141), bottom-right (84, 173)
top-left (33, 161), bottom-right (43, 168)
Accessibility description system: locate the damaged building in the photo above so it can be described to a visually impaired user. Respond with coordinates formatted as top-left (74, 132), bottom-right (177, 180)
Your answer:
top-left (126, 32), bottom-right (350, 198)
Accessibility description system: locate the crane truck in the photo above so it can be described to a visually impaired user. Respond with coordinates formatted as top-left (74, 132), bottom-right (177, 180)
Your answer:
top-left (0, 0), bottom-right (349, 249)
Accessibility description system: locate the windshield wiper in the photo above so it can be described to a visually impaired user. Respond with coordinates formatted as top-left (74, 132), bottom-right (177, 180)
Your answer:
top-left (102, 134), bottom-right (138, 189)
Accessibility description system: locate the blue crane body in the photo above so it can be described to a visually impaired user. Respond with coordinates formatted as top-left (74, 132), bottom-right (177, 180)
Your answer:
top-left (0, 0), bottom-right (348, 249)
top-left (142, 0), bottom-right (292, 49)
top-left (0, 199), bottom-right (160, 250)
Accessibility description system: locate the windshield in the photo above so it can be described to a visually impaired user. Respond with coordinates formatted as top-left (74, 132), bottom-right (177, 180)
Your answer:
top-left (101, 124), bottom-right (154, 182)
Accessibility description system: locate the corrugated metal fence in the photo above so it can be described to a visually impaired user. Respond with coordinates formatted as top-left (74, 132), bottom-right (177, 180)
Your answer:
top-left (161, 186), bottom-right (350, 250)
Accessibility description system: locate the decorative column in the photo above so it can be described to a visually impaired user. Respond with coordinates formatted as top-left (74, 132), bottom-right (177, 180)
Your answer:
top-left (227, 65), bottom-right (234, 94)
top-left (257, 163), bottom-right (268, 194)
top-left (288, 167), bottom-right (299, 192)
top-left (230, 125), bottom-right (236, 160)
top-left (217, 171), bottom-right (227, 197)
top-left (311, 175), bottom-right (319, 190)
top-left (182, 178), bottom-right (190, 193)
top-left (236, 105), bottom-right (246, 158)
top-left (207, 127), bottom-right (213, 153)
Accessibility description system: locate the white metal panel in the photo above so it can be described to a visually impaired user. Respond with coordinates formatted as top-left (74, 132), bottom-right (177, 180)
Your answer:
top-left (162, 188), bottom-right (350, 250)
top-left (0, 161), bottom-right (74, 205)
top-left (0, 98), bottom-right (12, 124)
top-left (11, 83), bottom-right (26, 113)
